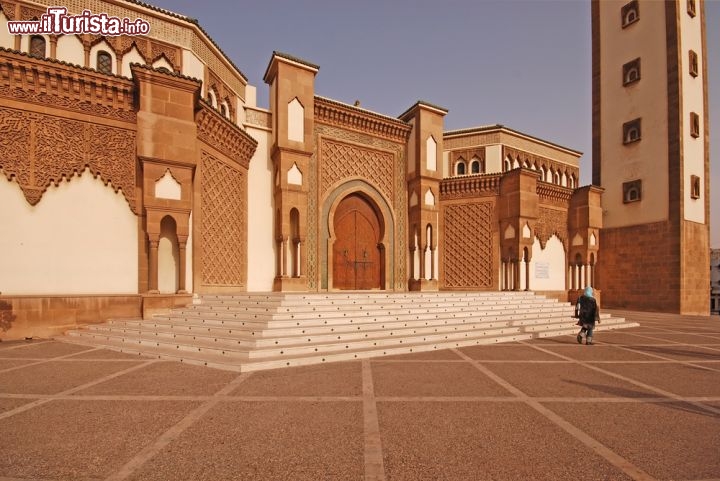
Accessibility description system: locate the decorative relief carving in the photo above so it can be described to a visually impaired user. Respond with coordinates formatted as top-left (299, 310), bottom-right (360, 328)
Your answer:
top-left (320, 138), bottom-right (394, 201)
top-left (196, 103), bottom-right (258, 169)
top-left (0, 1), bottom-right (16, 20)
top-left (440, 174), bottom-right (501, 200)
top-left (19, 4), bottom-right (43, 20)
top-left (200, 151), bottom-right (247, 287)
top-left (444, 132), bottom-right (501, 150)
top-left (443, 202), bottom-right (494, 288)
top-left (535, 206), bottom-right (568, 250)
top-left (0, 107), bottom-right (137, 212)
top-left (149, 40), bottom-right (179, 70)
top-left (0, 110), bottom-right (31, 186)
top-left (244, 108), bottom-right (271, 129)
top-left (0, 50), bottom-right (136, 122)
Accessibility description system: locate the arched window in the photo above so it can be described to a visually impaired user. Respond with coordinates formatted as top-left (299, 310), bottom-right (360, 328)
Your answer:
top-left (207, 89), bottom-right (218, 108)
top-left (97, 51), bottom-right (112, 74)
top-left (623, 118), bottom-right (641, 144)
top-left (220, 104), bottom-right (227, 117)
top-left (470, 158), bottom-right (481, 174)
top-left (621, 1), bottom-right (639, 28)
top-left (623, 58), bottom-right (641, 85)
top-left (623, 179), bottom-right (642, 203)
top-left (29, 36), bottom-right (46, 58)
top-left (456, 161), bottom-right (466, 176)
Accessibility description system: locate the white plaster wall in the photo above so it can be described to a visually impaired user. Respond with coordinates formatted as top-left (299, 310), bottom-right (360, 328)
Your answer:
top-left (246, 126), bottom-right (275, 291)
top-left (287, 163), bottom-right (303, 186)
top-left (288, 98), bottom-right (304, 142)
top-left (55, 35), bottom-right (85, 67)
top-left (181, 49), bottom-right (205, 95)
top-left (152, 56), bottom-right (173, 72)
top-left (485, 144), bottom-right (502, 174)
top-left (407, 118), bottom-right (416, 174)
top-left (245, 85), bottom-right (257, 108)
top-left (426, 136), bottom-right (437, 171)
top-left (530, 235), bottom-right (566, 291)
top-left (1, 12), bottom-right (16, 50)
top-left (599, 0), bottom-right (669, 228)
top-left (155, 170), bottom-right (182, 200)
top-left (680, 8), bottom-right (705, 224)
top-left (0, 170), bottom-right (138, 294)
top-left (90, 40), bottom-right (116, 74)
top-left (121, 46), bottom-right (146, 78)
top-left (158, 217), bottom-right (179, 294)
top-left (185, 212), bottom-right (193, 293)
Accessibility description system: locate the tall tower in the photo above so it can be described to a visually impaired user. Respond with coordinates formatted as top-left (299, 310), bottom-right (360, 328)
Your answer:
top-left (592, 0), bottom-right (710, 314)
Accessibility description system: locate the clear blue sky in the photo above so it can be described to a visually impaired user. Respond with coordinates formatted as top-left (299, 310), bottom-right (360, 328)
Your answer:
top-left (150, 0), bottom-right (718, 248)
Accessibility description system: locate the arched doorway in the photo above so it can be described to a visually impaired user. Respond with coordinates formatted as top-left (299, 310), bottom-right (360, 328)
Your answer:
top-left (332, 193), bottom-right (383, 290)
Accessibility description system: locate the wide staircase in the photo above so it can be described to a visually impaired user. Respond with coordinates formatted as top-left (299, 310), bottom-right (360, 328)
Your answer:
top-left (63, 291), bottom-right (638, 372)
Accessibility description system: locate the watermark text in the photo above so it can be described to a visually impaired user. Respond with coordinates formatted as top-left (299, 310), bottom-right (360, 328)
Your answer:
top-left (7, 7), bottom-right (150, 36)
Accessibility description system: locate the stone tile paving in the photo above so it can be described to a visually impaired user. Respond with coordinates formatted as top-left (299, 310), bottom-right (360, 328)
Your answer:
top-left (0, 312), bottom-right (717, 481)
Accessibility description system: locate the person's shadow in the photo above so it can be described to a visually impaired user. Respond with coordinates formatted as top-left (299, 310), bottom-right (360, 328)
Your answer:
top-left (563, 379), bottom-right (720, 419)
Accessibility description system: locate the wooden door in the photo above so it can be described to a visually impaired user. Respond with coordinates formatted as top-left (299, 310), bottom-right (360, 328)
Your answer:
top-left (333, 194), bottom-right (382, 290)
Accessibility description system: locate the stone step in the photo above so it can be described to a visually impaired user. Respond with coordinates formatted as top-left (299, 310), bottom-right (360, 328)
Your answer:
top-left (170, 304), bottom-right (573, 323)
top-left (198, 291), bottom-right (542, 302)
top-left (187, 298), bottom-right (562, 314)
top-left (64, 329), bottom-right (539, 372)
top-left (84, 315), bottom-right (581, 348)
top-left (62, 291), bottom-right (639, 373)
top-left (102, 313), bottom-right (578, 339)
top-left (196, 294), bottom-right (546, 309)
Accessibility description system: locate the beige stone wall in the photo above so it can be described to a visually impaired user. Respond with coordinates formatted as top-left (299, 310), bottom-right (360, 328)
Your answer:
top-left (598, 0), bottom-right (669, 228)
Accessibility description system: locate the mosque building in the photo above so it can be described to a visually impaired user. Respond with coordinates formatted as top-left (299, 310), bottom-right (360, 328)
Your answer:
top-left (0, 0), bottom-right (710, 340)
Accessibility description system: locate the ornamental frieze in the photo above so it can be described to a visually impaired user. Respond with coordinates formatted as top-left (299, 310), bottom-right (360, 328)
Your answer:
top-left (440, 174), bottom-right (502, 200)
top-left (314, 96), bottom-right (411, 144)
top-left (0, 107), bottom-right (137, 212)
top-left (196, 103), bottom-right (258, 169)
top-left (0, 50), bottom-right (136, 123)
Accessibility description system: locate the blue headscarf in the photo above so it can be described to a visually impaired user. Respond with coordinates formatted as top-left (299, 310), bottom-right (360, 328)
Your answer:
top-left (584, 286), bottom-right (594, 298)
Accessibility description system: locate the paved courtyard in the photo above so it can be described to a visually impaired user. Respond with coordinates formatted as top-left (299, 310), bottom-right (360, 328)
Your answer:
top-left (0, 311), bottom-right (718, 481)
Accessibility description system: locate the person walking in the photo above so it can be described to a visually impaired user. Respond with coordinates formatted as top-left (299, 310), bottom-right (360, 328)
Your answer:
top-left (576, 286), bottom-right (600, 345)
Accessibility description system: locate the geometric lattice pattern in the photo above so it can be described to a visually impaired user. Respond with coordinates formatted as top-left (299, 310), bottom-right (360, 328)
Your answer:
top-left (320, 138), bottom-right (394, 201)
top-left (200, 151), bottom-right (246, 287)
top-left (443, 202), bottom-right (494, 288)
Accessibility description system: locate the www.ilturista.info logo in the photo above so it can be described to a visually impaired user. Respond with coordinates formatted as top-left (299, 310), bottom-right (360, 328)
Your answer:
top-left (7, 7), bottom-right (151, 36)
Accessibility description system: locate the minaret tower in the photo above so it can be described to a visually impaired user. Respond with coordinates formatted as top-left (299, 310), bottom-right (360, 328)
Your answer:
top-left (592, 0), bottom-right (709, 313)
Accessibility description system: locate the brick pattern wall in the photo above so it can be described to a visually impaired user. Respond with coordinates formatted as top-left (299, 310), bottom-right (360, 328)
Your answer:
top-left (598, 222), bottom-right (680, 312)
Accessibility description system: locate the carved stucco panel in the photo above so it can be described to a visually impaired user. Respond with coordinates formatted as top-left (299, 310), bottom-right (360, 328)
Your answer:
top-left (535, 206), bottom-right (568, 249)
top-left (443, 202), bottom-right (494, 289)
top-left (200, 151), bottom-right (247, 287)
top-left (0, 107), bottom-right (136, 211)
